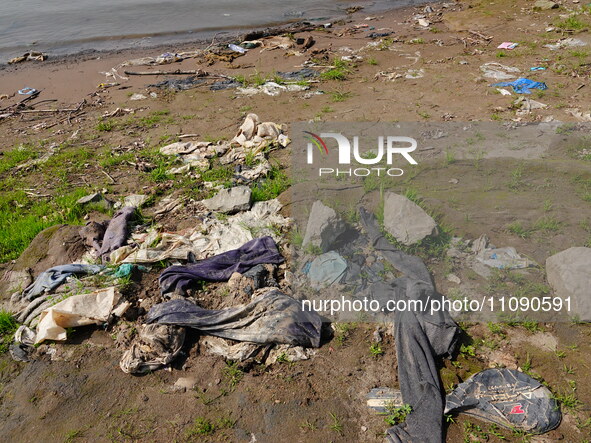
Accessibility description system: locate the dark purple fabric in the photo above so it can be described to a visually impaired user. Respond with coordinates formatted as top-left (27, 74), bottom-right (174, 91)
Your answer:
top-left (98, 206), bottom-right (136, 261)
top-left (159, 236), bottom-right (284, 294)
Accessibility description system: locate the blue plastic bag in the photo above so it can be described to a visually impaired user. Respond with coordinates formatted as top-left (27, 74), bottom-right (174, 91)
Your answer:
top-left (492, 78), bottom-right (548, 94)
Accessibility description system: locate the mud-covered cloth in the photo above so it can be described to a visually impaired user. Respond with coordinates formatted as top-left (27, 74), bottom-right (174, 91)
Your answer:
top-left (20, 264), bottom-right (104, 301)
top-left (445, 368), bottom-right (561, 434)
top-left (359, 208), bottom-right (460, 443)
top-left (98, 206), bottom-right (136, 260)
top-left (120, 324), bottom-right (186, 374)
top-left (159, 236), bottom-right (284, 295)
top-left (146, 289), bottom-right (322, 348)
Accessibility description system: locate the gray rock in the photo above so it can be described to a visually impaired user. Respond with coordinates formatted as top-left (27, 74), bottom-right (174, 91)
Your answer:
top-left (124, 194), bottom-right (149, 208)
top-left (174, 377), bottom-right (197, 391)
top-left (382, 192), bottom-right (438, 245)
top-left (76, 193), bottom-right (113, 209)
top-left (302, 200), bottom-right (346, 252)
top-left (534, 0), bottom-right (558, 10)
top-left (202, 186), bottom-right (252, 213)
top-left (546, 247), bottom-right (591, 322)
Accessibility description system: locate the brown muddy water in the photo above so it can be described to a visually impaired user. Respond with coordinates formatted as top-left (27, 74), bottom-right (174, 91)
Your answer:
top-left (0, 0), bottom-right (427, 62)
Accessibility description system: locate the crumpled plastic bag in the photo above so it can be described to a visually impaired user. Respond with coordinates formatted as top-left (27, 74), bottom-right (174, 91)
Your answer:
top-left (480, 62), bottom-right (520, 80)
top-left (35, 287), bottom-right (127, 344)
top-left (493, 78), bottom-right (548, 94)
top-left (305, 251), bottom-right (348, 288)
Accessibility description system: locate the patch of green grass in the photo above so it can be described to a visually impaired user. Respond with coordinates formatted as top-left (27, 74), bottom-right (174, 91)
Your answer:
top-left (487, 322), bottom-right (506, 337)
top-left (331, 91), bottom-right (352, 102)
top-left (444, 150), bottom-right (456, 165)
top-left (0, 310), bottom-right (18, 353)
top-left (96, 120), bottom-right (114, 132)
top-left (149, 165), bottom-right (171, 182)
top-left (508, 163), bottom-right (526, 191)
top-left (320, 59), bottom-right (351, 81)
top-left (0, 186), bottom-right (100, 262)
top-left (464, 422), bottom-right (489, 441)
top-left (63, 428), bottom-right (85, 442)
top-left (0, 144), bottom-right (37, 174)
top-left (251, 166), bottom-right (290, 202)
top-left (333, 322), bottom-right (356, 346)
top-left (201, 164), bottom-right (234, 185)
top-left (99, 151), bottom-right (134, 169)
top-left (383, 404), bottom-right (412, 426)
top-left (135, 110), bottom-right (173, 128)
top-left (276, 352), bottom-right (291, 364)
top-left (507, 221), bottom-right (531, 239)
top-left (186, 417), bottom-right (214, 437)
top-left (328, 412), bottom-right (344, 434)
top-left (533, 216), bottom-right (561, 232)
top-left (367, 57), bottom-right (378, 65)
top-left (553, 390), bottom-right (581, 411)
top-left (223, 361), bottom-right (243, 389)
top-left (496, 51), bottom-right (507, 58)
top-left (555, 14), bottom-right (587, 31)
top-left (460, 344), bottom-right (476, 357)
top-left (369, 343), bottom-right (384, 358)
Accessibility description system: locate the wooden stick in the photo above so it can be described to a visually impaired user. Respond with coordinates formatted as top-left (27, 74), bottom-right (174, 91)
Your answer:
top-left (101, 169), bottom-right (116, 184)
top-left (124, 69), bottom-right (206, 76)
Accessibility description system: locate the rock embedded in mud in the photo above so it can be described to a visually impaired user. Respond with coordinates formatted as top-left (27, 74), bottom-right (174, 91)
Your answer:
top-left (202, 186), bottom-right (252, 214)
top-left (76, 192), bottom-right (113, 209)
top-left (546, 247), bottom-right (591, 322)
top-left (302, 200), bottom-right (347, 253)
top-left (382, 192), bottom-right (438, 246)
top-left (533, 0), bottom-right (559, 10)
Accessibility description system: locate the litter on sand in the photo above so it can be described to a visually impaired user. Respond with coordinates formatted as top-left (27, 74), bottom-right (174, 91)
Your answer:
top-left (305, 251), bottom-right (348, 288)
top-left (228, 44), bottom-right (247, 54)
top-left (146, 288), bottom-right (322, 348)
top-left (120, 324), bottom-right (186, 374)
top-left (35, 287), bottom-right (129, 344)
top-left (472, 234), bottom-right (536, 269)
top-left (445, 368), bottom-right (561, 434)
top-left (369, 368), bottom-right (562, 435)
top-left (148, 76), bottom-right (205, 91)
top-left (480, 62), bottom-right (520, 80)
top-left (492, 78), bottom-right (547, 94)
top-left (120, 286), bottom-right (322, 374)
top-left (8, 52), bottom-right (47, 64)
top-left (18, 87), bottom-right (38, 95)
top-left (543, 37), bottom-right (586, 50)
top-left (358, 208), bottom-right (460, 442)
top-left (237, 82), bottom-right (309, 96)
top-left (497, 42), bottom-right (518, 49)
top-left (17, 264), bottom-right (104, 302)
top-left (159, 236), bottom-right (284, 295)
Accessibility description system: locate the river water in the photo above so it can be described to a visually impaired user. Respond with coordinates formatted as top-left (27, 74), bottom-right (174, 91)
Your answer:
top-left (0, 0), bottom-right (421, 62)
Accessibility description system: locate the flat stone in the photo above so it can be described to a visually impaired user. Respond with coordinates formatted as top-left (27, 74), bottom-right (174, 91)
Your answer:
top-left (202, 186), bottom-right (252, 214)
top-left (302, 200), bottom-right (346, 252)
top-left (174, 377), bottom-right (197, 391)
top-left (124, 194), bottom-right (148, 208)
top-left (534, 0), bottom-right (559, 10)
top-left (546, 247), bottom-right (591, 322)
top-left (76, 193), bottom-right (113, 208)
top-left (382, 192), bottom-right (438, 245)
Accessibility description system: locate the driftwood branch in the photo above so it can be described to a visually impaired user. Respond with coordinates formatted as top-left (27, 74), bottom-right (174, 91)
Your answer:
top-left (124, 69), bottom-right (208, 76)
